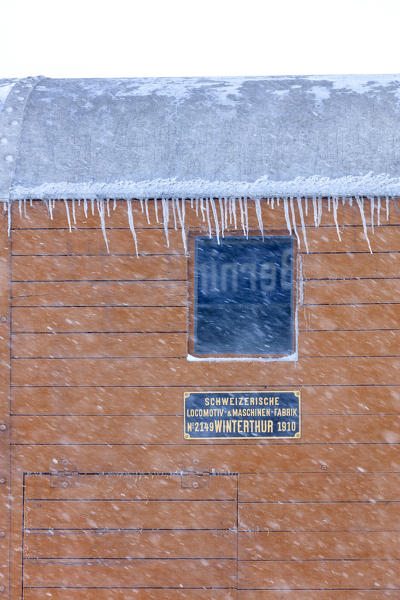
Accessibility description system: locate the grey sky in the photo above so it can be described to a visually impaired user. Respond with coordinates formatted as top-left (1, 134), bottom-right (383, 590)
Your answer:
top-left (1, 0), bottom-right (400, 78)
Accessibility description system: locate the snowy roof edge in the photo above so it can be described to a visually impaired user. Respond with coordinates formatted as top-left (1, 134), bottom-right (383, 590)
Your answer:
top-left (9, 174), bottom-right (400, 201)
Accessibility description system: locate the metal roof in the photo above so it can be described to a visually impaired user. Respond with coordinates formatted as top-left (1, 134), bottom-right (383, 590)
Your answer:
top-left (2, 74), bottom-right (400, 201)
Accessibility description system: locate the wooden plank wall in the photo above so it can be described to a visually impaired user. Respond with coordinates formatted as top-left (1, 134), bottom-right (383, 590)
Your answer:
top-left (7, 199), bottom-right (400, 599)
top-left (0, 206), bottom-right (10, 599)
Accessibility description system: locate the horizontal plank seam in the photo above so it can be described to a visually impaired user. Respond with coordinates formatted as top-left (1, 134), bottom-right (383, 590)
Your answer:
top-left (11, 305), bottom-right (187, 308)
top-left (10, 223), bottom-right (400, 230)
top-left (10, 413), bottom-right (400, 417)
top-left (22, 557), bottom-right (400, 562)
top-left (24, 556), bottom-right (237, 560)
top-left (11, 442), bottom-right (400, 446)
top-left (12, 279), bottom-right (187, 283)
top-left (21, 470), bottom-right (400, 475)
top-left (24, 499), bottom-right (400, 503)
top-left (13, 250), bottom-right (400, 256)
top-left (11, 355), bottom-right (400, 359)
top-left (24, 528), bottom-right (400, 533)
top-left (10, 383), bottom-right (400, 388)
top-left (11, 331), bottom-right (188, 335)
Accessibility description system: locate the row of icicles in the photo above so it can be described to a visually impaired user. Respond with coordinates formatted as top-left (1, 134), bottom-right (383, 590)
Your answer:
top-left (4, 196), bottom-right (396, 254)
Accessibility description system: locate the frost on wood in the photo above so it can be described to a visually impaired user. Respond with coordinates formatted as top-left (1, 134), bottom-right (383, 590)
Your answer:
top-left (2, 196), bottom-right (393, 254)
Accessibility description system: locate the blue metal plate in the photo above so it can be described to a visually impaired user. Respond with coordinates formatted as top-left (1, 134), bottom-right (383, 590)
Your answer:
top-left (184, 390), bottom-right (301, 439)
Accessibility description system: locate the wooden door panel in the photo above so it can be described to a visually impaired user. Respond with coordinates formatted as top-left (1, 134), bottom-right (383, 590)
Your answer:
top-left (22, 472), bottom-right (238, 595)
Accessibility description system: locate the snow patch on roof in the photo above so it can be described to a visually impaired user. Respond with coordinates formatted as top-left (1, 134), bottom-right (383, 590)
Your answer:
top-left (306, 73), bottom-right (400, 96)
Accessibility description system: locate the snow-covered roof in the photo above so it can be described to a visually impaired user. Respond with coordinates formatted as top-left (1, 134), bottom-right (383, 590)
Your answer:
top-left (2, 74), bottom-right (400, 201)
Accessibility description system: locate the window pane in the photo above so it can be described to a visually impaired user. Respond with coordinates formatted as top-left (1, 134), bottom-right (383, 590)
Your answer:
top-left (194, 236), bottom-right (294, 355)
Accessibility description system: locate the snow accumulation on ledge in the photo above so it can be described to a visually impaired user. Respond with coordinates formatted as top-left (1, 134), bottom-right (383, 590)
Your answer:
top-left (10, 173), bottom-right (400, 201)
top-left (3, 194), bottom-right (397, 255)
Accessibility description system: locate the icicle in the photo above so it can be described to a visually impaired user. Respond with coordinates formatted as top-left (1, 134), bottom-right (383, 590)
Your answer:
top-left (154, 199), bottom-right (159, 223)
top-left (106, 199), bottom-right (110, 218)
top-left (296, 197), bottom-right (309, 252)
top-left (48, 199), bottom-right (54, 220)
top-left (317, 198), bottom-right (322, 226)
top-left (297, 254), bottom-right (304, 305)
top-left (97, 199), bottom-right (109, 253)
top-left (356, 197), bottom-right (372, 253)
top-left (205, 199), bottom-right (212, 238)
top-left (126, 199), bottom-right (139, 256)
top-left (144, 199), bottom-right (150, 224)
top-left (218, 198), bottom-right (225, 237)
top-left (171, 198), bottom-right (181, 225)
top-left (200, 198), bottom-right (206, 222)
top-left (224, 198), bottom-right (228, 233)
top-left (113, 199), bottom-right (117, 211)
top-left (181, 199), bottom-right (187, 253)
top-left (312, 197), bottom-right (318, 227)
top-left (289, 198), bottom-right (300, 246)
top-left (304, 197), bottom-right (308, 216)
top-left (386, 196), bottom-right (390, 221)
top-left (190, 198), bottom-right (194, 209)
top-left (271, 197), bottom-right (275, 209)
top-left (91, 199), bottom-right (95, 216)
top-left (140, 199), bottom-right (144, 212)
top-left (171, 198), bottom-right (178, 230)
top-left (238, 198), bottom-right (246, 236)
top-left (377, 197), bottom-right (381, 227)
top-left (29, 199), bottom-right (33, 206)
top-left (64, 200), bottom-right (72, 232)
top-left (162, 199), bottom-right (170, 247)
top-left (283, 198), bottom-right (292, 234)
top-left (232, 199), bottom-right (237, 229)
top-left (83, 199), bottom-right (88, 219)
top-left (71, 199), bottom-right (76, 225)
top-left (328, 197), bottom-right (331, 212)
top-left (195, 198), bottom-right (199, 216)
top-left (175, 199), bottom-right (187, 253)
top-left (18, 199), bottom-right (22, 217)
top-left (333, 197), bottom-right (342, 241)
top-left (255, 198), bottom-right (264, 239)
top-left (7, 200), bottom-right (11, 236)
top-left (244, 198), bottom-right (249, 238)
top-left (210, 199), bottom-right (220, 243)
top-left (370, 197), bottom-right (375, 233)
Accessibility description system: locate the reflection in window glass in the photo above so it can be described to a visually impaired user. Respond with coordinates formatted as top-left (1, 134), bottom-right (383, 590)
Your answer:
top-left (194, 236), bottom-right (294, 355)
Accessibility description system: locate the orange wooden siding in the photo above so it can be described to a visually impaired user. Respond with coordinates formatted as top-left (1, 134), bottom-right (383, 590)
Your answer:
top-left (3, 199), bottom-right (400, 598)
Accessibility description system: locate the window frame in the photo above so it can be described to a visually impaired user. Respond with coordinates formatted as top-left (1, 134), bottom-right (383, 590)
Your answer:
top-left (187, 229), bottom-right (298, 361)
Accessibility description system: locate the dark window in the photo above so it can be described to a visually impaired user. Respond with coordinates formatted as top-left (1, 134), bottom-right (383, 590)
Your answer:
top-left (192, 235), bottom-right (294, 356)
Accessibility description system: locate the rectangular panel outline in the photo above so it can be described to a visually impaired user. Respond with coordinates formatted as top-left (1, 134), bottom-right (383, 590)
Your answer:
top-left (21, 471), bottom-right (239, 596)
